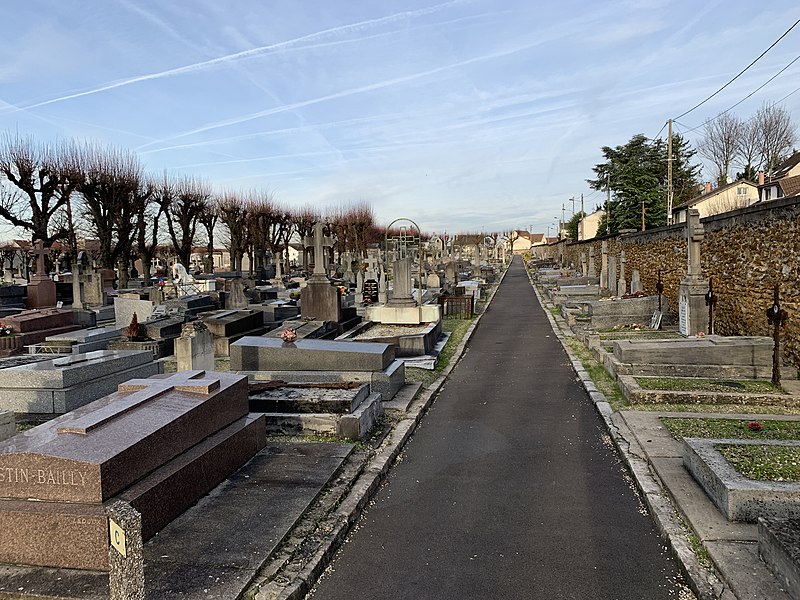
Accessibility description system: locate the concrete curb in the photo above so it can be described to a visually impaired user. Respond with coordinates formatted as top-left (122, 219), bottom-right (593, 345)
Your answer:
top-left (261, 269), bottom-right (507, 600)
top-left (527, 270), bottom-right (724, 600)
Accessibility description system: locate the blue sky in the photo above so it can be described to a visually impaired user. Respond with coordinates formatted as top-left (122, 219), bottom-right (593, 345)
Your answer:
top-left (1, 1), bottom-right (799, 236)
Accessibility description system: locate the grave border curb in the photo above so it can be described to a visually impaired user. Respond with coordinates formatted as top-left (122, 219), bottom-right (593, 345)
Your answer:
top-left (527, 268), bottom-right (724, 600)
top-left (261, 266), bottom-right (510, 600)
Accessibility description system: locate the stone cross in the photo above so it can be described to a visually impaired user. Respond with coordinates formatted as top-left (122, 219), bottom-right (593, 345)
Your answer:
top-left (32, 240), bottom-right (49, 277)
top-left (588, 246), bottom-right (596, 278)
top-left (618, 250), bottom-right (627, 296)
top-left (304, 222), bottom-right (334, 278)
top-left (686, 209), bottom-right (704, 277)
top-left (580, 253), bottom-right (587, 277)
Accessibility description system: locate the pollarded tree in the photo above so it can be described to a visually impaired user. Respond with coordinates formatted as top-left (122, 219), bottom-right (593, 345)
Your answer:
top-left (0, 134), bottom-right (78, 244)
top-left (197, 196), bottom-right (219, 274)
top-left (217, 191), bottom-right (249, 272)
top-left (291, 205), bottom-right (319, 271)
top-left (72, 142), bottom-right (150, 285)
top-left (163, 176), bottom-right (211, 269)
top-left (136, 174), bottom-right (168, 282)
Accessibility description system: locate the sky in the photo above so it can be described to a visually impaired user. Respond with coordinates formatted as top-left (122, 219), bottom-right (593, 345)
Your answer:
top-left (1, 1), bottom-right (799, 238)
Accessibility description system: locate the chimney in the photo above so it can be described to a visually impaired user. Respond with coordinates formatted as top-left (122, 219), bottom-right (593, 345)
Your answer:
top-left (704, 182), bottom-right (712, 194)
top-left (758, 170), bottom-right (765, 186)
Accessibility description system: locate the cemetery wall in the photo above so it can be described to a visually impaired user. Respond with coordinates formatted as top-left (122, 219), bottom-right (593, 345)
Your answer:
top-left (556, 196), bottom-right (800, 367)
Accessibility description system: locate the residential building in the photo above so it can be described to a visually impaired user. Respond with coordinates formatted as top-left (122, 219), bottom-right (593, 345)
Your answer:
top-left (578, 209), bottom-right (605, 240)
top-left (672, 180), bottom-right (759, 223)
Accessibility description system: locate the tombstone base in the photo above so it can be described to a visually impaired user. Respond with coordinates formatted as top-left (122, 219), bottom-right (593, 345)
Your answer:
top-left (301, 281), bottom-right (342, 323)
top-left (679, 276), bottom-right (709, 337)
top-left (26, 277), bottom-right (57, 309)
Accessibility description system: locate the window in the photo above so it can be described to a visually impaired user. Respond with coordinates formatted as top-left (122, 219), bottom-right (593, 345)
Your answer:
top-left (736, 187), bottom-right (748, 196)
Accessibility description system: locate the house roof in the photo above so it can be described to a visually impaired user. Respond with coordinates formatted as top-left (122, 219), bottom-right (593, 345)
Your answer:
top-left (772, 151), bottom-right (800, 179)
top-left (779, 174), bottom-right (800, 197)
top-left (528, 233), bottom-right (546, 244)
top-left (672, 180), bottom-right (757, 212)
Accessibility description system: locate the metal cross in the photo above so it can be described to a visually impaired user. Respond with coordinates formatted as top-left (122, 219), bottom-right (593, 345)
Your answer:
top-left (656, 270), bottom-right (664, 312)
top-left (766, 284), bottom-right (789, 386)
top-left (705, 278), bottom-right (718, 335)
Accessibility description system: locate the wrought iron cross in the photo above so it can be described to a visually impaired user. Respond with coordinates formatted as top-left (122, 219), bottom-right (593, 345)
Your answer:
top-left (656, 270), bottom-right (664, 312)
top-left (705, 278), bottom-right (718, 335)
top-left (766, 284), bottom-right (789, 386)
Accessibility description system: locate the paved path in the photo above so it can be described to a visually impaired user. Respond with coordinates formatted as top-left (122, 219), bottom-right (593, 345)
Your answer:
top-left (309, 257), bottom-right (686, 599)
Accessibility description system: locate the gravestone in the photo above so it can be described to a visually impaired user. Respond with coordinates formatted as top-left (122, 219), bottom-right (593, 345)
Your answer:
top-left (0, 370), bottom-right (265, 571)
top-left (201, 309), bottom-right (266, 356)
top-left (26, 240), bottom-right (56, 309)
top-left (227, 279), bottom-right (249, 309)
top-left (580, 253), bottom-right (588, 277)
top-left (630, 269), bottom-right (642, 294)
top-left (231, 337), bottom-right (394, 372)
top-left (176, 322), bottom-right (215, 372)
top-left (678, 209), bottom-right (709, 336)
top-left (389, 257), bottom-right (416, 307)
top-left (114, 297), bottom-right (155, 330)
top-left (301, 223), bottom-right (341, 323)
top-left (71, 251), bottom-right (91, 310)
top-left (617, 250), bottom-right (627, 296)
top-left (588, 247), bottom-right (596, 278)
top-left (608, 256), bottom-right (617, 297)
top-left (600, 241), bottom-right (608, 291)
top-left (444, 261), bottom-right (458, 286)
top-left (426, 272), bottom-right (441, 288)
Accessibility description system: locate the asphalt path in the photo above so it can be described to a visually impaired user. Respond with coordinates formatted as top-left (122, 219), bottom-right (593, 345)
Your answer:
top-left (309, 256), bottom-right (686, 599)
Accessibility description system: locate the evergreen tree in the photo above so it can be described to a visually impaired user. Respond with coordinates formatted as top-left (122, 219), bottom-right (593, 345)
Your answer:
top-left (587, 133), bottom-right (700, 234)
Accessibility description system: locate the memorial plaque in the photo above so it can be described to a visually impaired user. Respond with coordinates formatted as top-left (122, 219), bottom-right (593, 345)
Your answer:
top-left (363, 279), bottom-right (379, 303)
top-left (678, 294), bottom-right (689, 337)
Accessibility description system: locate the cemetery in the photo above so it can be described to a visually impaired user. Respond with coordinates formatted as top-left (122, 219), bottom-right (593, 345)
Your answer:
top-left (0, 214), bottom-right (512, 598)
top-left (532, 196), bottom-right (800, 600)
top-left (0, 183), bottom-right (798, 599)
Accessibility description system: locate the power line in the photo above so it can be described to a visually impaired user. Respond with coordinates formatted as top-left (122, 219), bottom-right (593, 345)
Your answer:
top-left (673, 52), bottom-right (800, 135)
top-left (673, 18), bottom-right (800, 121)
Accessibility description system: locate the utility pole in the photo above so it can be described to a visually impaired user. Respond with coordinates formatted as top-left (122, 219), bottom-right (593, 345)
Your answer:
top-left (580, 193), bottom-right (584, 215)
top-left (667, 119), bottom-right (673, 225)
top-left (606, 172), bottom-right (611, 235)
top-left (569, 197), bottom-right (576, 215)
top-left (641, 200), bottom-right (646, 231)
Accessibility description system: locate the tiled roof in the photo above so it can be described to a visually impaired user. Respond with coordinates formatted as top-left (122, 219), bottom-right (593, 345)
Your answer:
top-left (773, 152), bottom-right (800, 179)
top-left (779, 174), bottom-right (800, 197)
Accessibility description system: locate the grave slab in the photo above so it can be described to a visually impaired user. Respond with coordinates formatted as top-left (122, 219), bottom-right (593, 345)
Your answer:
top-left (231, 336), bottom-right (394, 372)
top-left (683, 437), bottom-right (800, 522)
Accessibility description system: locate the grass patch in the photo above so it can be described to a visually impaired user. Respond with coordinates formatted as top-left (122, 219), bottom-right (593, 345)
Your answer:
top-left (637, 377), bottom-right (785, 394)
top-left (662, 417), bottom-right (800, 441)
top-left (405, 316), bottom-right (474, 389)
top-left (566, 338), bottom-right (628, 411)
top-left (718, 444), bottom-right (800, 482)
top-left (546, 305), bottom-right (561, 316)
top-left (634, 403), bottom-right (800, 415)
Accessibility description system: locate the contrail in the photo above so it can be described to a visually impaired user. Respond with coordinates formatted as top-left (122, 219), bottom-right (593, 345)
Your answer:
top-left (15, 0), bottom-right (469, 111)
top-left (136, 36), bottom-right (556, 150)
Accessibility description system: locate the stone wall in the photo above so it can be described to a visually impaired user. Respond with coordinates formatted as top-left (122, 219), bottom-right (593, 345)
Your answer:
top-left (550, 196), bottom-right (800, 367)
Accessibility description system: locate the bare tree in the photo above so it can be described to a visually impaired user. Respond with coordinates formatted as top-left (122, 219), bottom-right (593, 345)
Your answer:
top-left (217, 191), bottom-right (249, 272)
top-left (736, 118), bottom-right (762, 181)
top-left (292, 205), bottom-right (319, 271)
top-left (197, 196), bottom-right (219, 274)
top-left (162, 176), bottom-right (211, 269)
top-left (136, 174), bottom-right (168, 282)
top-left (0, 134), bottom-right (78, 244)
top-left (72, 142), bottom-right (148, 286)
top-left (755, 102), bottom-right (797, 178)
top-left (698, 112), bottom-right (743, 186)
